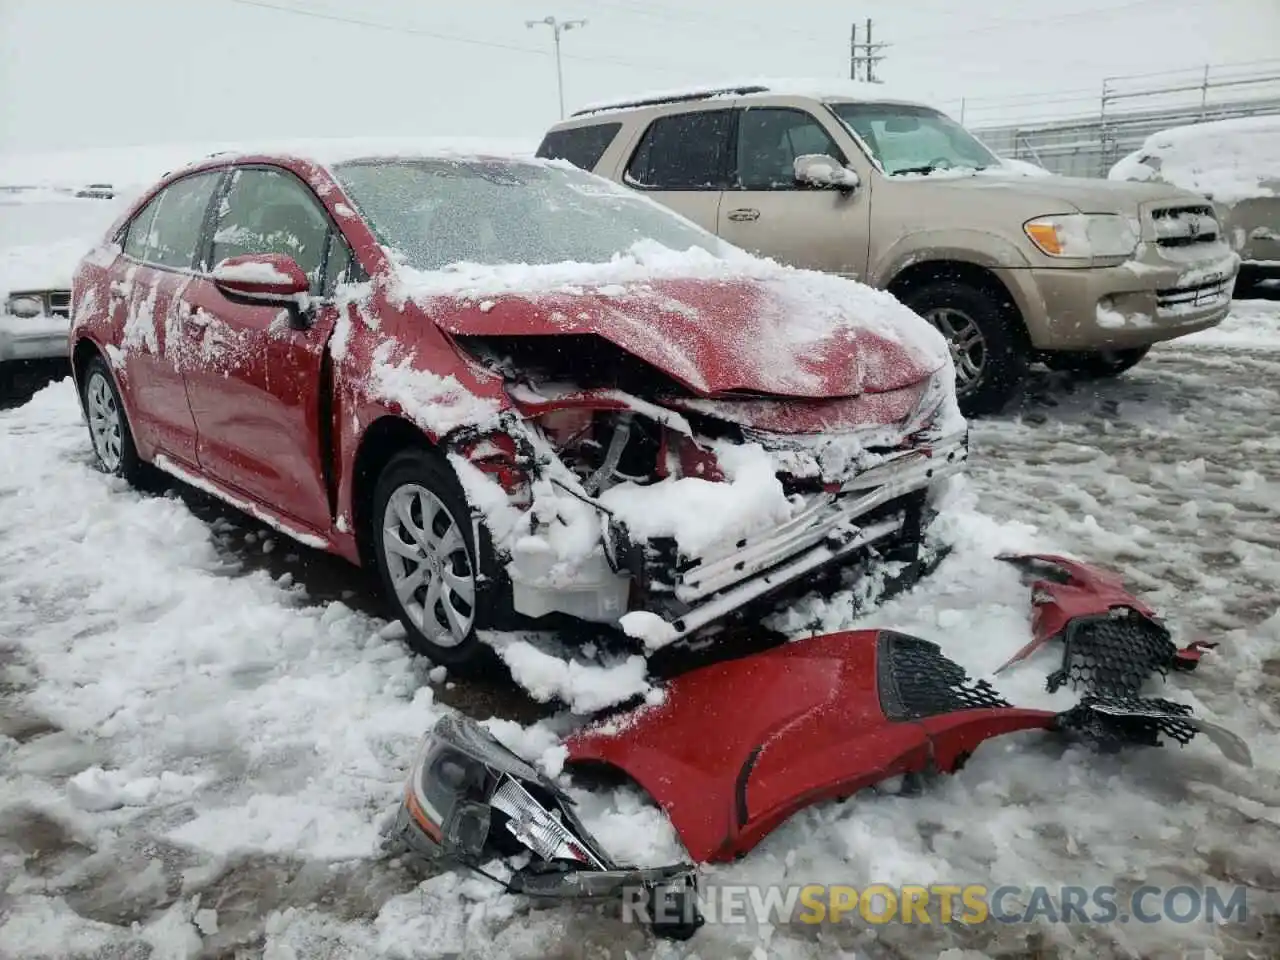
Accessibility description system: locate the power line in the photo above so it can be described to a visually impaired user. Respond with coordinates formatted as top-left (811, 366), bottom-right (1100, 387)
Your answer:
top-left (227, 0), bottom-right (686, 73)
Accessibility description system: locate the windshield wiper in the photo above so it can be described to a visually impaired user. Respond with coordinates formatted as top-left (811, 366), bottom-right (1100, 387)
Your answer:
top-left (892, 164), bottom-right (942, 176)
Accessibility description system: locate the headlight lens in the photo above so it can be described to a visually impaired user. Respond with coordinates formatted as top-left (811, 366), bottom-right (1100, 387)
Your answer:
top-left (1024, 214), bottom-right (1139, 259)
top-left (6, 295), bottom-right (44, 318)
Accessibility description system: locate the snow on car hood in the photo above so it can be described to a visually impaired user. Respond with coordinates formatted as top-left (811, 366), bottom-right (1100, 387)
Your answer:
top-left (0, 238), bottom-right (94, 299)
top-left (1109, 115), bottom-right (1280, 205)
top-left (397, 244), bottom-right (949, 399)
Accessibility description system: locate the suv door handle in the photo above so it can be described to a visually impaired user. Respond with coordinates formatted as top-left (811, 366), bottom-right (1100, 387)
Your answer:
top-left (727, 208), bottom-right (760, 222)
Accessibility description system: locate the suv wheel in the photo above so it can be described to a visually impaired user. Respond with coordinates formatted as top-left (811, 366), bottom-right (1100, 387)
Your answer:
top-left (1043, 346), bottom-right (1149, 380)
top-left (900, 280), bottom-right (1027, 416)
top-left (371, 448), bottom-right (497, 673)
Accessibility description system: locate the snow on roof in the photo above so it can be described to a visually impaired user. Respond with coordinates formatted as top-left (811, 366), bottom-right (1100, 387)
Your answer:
top-left (572, 77), bottom-right (934, 119)
top-left (0, 137), bottom-right (538, 193)
top-left (1109, 114), bottom-right (1280, 204)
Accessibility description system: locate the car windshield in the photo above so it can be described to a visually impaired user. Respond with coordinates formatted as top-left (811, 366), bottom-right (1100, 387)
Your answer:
top-left (332, 157), bottom-right (723, 271)
top-left (828, 102), bottom-right (998, 176)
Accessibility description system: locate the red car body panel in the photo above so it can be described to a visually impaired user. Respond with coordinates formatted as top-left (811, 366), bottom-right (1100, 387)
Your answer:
top-left (70, 150), bottom-right (945, 584)
top-left (565, 630), bottom-right (1056, 864)
top-left (994, 554), bottom-right (1162, 673)
top-left (431, 279), bottom-right (937, 399)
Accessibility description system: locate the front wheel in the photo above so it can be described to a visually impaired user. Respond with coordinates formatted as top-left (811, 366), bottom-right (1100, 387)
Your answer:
top-left (900, 279), bottom-right (1027, 417)
top-left (371, 448), bottom-right (495, 672)
top-left (1042, 346), bottom-right (1149, 380)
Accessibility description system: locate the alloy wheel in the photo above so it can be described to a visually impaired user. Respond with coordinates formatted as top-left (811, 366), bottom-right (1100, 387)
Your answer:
top-left (381, 483), bottom-right (476, 648)
top-left (925, 306), bottom-right (988, 398)
top-left (86, 371), bottom-right (124, 472)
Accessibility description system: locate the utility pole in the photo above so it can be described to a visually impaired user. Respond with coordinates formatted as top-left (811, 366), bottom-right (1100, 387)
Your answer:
top-left (849, 17), bottom-right (887, 83)
top-left (526, 16), bottom-right (588, 120)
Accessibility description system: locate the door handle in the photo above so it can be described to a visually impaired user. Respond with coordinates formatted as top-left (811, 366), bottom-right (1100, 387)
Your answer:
top-left (727, 208), bottom-right (761, 222)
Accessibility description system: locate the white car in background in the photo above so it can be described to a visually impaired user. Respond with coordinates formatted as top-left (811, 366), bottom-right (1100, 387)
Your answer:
top-left (0, 185), bottom-right (129, 378)
top-left (1110, 115), bottom-right (1280, 293)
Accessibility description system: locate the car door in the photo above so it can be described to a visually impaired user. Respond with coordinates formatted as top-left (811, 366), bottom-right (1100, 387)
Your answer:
top-left (110, 171), bottom-right (223, 465)
top-left (621, 108), bottom-right (732, 233)
top-left (717, 105), bottom-right (873, 279)
top-left (179, 165), bottom-right (352, 533)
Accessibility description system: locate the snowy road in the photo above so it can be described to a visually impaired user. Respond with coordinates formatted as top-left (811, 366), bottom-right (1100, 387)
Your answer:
top-left (1, 299), bottom-right (1279, 959)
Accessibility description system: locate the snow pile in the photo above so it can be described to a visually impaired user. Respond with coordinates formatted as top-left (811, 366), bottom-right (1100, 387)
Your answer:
top-left (997, 156), bottom-right (1054, 177)
top-left (1109, 114), bottom-right (1280, 203)
top-left (210, 258), bottom-right (295, 285)
top-left (1, 304), bottom-right (1278, 960)
top-left (1180, 295), bottom-right (1280, 349)
top-left (600, 441), bottom-right (796, 556)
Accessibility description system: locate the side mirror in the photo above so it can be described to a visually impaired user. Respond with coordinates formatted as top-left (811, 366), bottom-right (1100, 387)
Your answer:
top-left (794, 154), bottom-right (860, 192)
top-left (212, 254), bottom-right (311, 304)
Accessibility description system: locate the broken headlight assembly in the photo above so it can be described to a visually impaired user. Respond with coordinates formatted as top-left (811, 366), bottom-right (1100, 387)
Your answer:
top-left (384, 714), bottom-right (703, 940)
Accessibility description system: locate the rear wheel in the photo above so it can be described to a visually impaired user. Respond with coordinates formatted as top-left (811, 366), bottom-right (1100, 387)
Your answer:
top-left (900, 279), bottom-right (1027, 417)
top-left (1043, 346), bottom-right (1149, 380)
top-left (80, 355), bottom-right (153, 487)
top-left (371, 448), bottom-right (495, 672)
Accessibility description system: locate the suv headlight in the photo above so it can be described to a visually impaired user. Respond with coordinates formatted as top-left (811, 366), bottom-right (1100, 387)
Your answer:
top-left (1024, 214), bottom-right (1139, 259)
top-left (5, 295), bottom-right (44, 318)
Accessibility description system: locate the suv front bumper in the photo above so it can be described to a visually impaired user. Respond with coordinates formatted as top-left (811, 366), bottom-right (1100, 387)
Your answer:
top-left (1002, 249), bottom-right (1239, 352)
top-left (0, 313), bottom-right (72, 364)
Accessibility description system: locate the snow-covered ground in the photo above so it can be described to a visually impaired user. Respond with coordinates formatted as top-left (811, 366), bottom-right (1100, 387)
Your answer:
top-left (1, 298), bottom-right (1279, 959)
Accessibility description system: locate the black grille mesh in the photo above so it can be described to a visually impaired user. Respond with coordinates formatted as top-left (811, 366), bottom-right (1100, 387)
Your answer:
top-left (1046, 611), bottom-right (1176, 698)
top-left (1057, 695), bottom-right (1197, 751)
top-left (878, 631), bottom-right (1012, 721)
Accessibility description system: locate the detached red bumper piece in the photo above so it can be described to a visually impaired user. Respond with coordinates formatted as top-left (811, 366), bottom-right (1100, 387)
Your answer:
top-left (996, 554), bottom-right (1217, 696)
top-left (566, 628), bottom-right (1251, 864)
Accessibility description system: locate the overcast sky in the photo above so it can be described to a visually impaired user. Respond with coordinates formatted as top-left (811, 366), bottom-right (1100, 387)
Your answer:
top-left (2, 0), bottom-right (1277, 154)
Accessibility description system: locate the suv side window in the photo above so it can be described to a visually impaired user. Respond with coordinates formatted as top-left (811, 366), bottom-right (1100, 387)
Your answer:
top-left (536, 122), bottom-right (622, 171)
top-left (625, 110), bottom-right (733, 190)
top-left (210, 168), bottom-right (331, 295)
top-left (734, 108), bottom-right (845, 191)
top-left (144, 173), bottom-right (223, 269)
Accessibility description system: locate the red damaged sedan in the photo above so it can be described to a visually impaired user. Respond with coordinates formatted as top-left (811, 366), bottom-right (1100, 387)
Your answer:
top-left (70, 143), bottom-right (966, 669)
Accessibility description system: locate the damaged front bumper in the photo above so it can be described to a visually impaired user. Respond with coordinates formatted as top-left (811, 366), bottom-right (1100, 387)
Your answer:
top-left (505, 431), bottom-right (968, 640)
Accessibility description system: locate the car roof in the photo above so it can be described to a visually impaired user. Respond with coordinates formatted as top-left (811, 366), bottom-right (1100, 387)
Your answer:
top-left (569, 77), bottom-right (930, 120)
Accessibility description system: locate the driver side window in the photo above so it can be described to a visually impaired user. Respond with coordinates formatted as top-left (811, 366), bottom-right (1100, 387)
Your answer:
top-left (210, 168), bottom-right (331, 295)
top-left (734, 108), bottom-right (844, 191)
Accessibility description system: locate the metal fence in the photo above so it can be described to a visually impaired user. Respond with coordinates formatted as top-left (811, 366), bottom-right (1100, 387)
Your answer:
top-left (967, 60), bottom-right (1280, 179)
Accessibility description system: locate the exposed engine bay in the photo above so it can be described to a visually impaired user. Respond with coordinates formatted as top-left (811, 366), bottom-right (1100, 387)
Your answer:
top-left (452, 334), bottom-right (966, 643)
top-left (383, 554), bottom-right (1252, 941)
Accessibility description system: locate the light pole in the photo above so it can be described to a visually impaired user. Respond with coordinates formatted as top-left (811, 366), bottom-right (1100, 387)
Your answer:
top-left (525, 16), bottom-right (587, 120)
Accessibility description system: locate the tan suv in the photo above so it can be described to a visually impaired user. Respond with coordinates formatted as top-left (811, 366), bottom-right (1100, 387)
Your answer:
top-left (537, 83), bottom-right (1240, 414)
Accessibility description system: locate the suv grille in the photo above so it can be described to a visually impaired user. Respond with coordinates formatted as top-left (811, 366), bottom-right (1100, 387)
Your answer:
top-left (1150, 205), bottom-right (1220, 248)
top-left (47, 292), bottom-right (72, 317)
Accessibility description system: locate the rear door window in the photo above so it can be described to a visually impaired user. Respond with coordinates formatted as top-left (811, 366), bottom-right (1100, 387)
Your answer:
top-left (145, 173), bottom-right (222, 269)
top-left (625, 110), bottom-right (733, 190)
top-left (535, 123), bottom-right (622, 171)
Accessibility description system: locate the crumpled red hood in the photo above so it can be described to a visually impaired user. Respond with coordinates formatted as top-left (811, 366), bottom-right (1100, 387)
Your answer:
top-left (424, 276), bottom-right (943, 399)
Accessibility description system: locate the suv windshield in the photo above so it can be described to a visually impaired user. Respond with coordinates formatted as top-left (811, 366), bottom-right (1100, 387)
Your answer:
top-left (828, 102), bottom-right (998, 176)
top-left (333, 157), bottom-right (722, 271)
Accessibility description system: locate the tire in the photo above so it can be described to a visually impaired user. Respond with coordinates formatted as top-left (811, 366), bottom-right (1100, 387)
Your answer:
top-left (1042, 346), bottom-right (1149, 380)
top-left (371, 448), bottom-right (497, 672)
top-left (80, 355), bottom-right (153, 487)
top-left (900, 279), bottom-right (1027, 417)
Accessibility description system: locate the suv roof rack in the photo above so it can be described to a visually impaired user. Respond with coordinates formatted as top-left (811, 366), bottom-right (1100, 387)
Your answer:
top-left (571, 84), bottom-right (771, 117)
